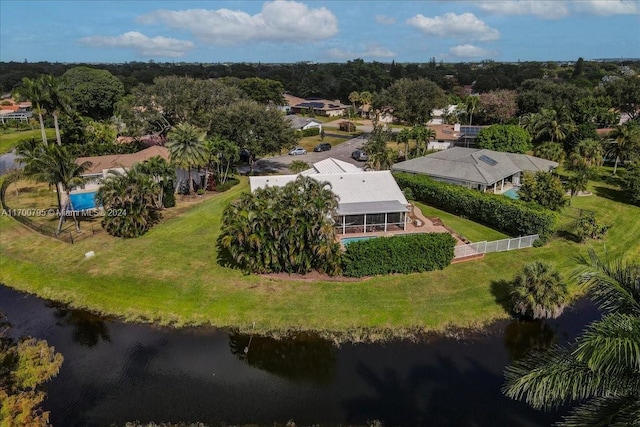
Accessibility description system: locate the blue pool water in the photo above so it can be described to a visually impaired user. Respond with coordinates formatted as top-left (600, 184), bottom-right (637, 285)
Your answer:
top-left (341, 236), bottom-right (378, 246)
top-left (503, 188), bottom-right (520, 200)
top-left (69, 191), bottom-right (98, 210)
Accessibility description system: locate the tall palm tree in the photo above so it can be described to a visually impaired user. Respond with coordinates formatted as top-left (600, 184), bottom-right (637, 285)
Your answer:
top-left (508, 261), bottom-right (569, 319)
top-left (166, 123), bottom-right (205, 194)
top-left (606, 123), bottom-right (640, 175)
top-left (40, 75), bottom-right (70, 146)
top-left (96, 168), bottom-right (160, 238)
top-left (503, 250), bottom-right (640, 426)
top-left (535, 107), bottom-right (576, 143)
top-left (465, 95), bottom-right (479, 126)
top-left (13, 77), bottom-right (49, 146)
top-left (26, 145), bottom-right (91, 234)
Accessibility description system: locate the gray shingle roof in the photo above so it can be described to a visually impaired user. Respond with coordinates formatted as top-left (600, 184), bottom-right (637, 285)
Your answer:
top-left (391, 147), bottom-right (558, 186)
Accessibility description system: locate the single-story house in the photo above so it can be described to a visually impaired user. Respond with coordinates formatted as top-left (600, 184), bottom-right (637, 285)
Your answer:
top-left (73, 146), bottom-right (170, 193)
top-left (284, 95), bottom-right (349, 117)
top-left (250, 158), bottom-right (409, 234)
top-left (285, 115), bottom-right (323, 132)
top-left (392, 147), bottom-right (558, 193)
top-left (0, 99), bottom-right (32, 123)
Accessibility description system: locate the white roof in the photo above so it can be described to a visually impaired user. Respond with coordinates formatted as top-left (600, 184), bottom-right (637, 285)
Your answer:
top-left (301, 157), bottom-right (362, 175)
top-left (250, 170), bottom-right (408, 206)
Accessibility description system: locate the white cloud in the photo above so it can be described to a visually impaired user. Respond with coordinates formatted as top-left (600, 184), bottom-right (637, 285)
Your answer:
top-left (79, 31), bottom-right (194, 57)
top-left (477, 1), bottom-right (569, 19)
top-left (450, 44), bottom-right (491, 58)
top-left (407, 12), bottom-right (500, 41)
top-left (375, 14), bottom-right (396, 25)
top-left (139, 1), bottom-right (338, 45)
top-left (573, 0), bottom-right (639, 16)
top-left (326, 45), bottom-right (396, 59)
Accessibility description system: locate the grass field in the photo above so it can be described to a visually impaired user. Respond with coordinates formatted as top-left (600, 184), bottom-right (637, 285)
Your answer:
top-left (1, 175), bottom-right (638, 339)
top-left (0, 128), bottom-right (55, 155)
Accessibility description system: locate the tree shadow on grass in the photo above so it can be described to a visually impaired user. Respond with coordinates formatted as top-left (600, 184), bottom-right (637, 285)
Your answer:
top-left (215, 240), bottom-right (238, 269)
top-left (555, 229), bottom-right (580, 243)
top-left (490, 279), bottom-right (513, 315)
top-left (592, 185), bottom-right (627, 203)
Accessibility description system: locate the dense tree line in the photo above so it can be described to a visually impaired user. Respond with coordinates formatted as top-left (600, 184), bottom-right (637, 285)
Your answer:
top-left (2, 59), bottom-right (639, 107)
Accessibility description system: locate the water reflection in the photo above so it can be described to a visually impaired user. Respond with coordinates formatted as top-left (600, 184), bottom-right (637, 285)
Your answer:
top-left (47, 302), bottom-right (111, 347)
top-left (229, 331), bottom-right (336, 384)
top-left (503, 319), bottom-right (557, 361)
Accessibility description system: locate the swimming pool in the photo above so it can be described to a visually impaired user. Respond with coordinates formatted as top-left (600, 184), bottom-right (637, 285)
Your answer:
top-left (341, 236), bottom-right (378, 246)
top-left (69, 191), bottom-right (99, 210)
top-left (503, 188), bottom-right (520, 200)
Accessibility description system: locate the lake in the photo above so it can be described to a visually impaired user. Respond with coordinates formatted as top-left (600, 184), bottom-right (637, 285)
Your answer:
top-left (0, 285), bottom-right (600, 426)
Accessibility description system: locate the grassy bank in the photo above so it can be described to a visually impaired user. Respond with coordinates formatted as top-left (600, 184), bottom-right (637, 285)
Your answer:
top-left (0, 128), bottom-right (55, 155)
top-left (1, 176), bottom-right (638, 339)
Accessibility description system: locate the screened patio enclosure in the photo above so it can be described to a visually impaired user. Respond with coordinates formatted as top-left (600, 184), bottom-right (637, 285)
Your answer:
top-left (334, 201), bottom-right (408, 234)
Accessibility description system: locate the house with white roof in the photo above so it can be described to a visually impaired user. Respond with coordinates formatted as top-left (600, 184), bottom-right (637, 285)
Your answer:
top-left (250, 158), bottom-right (409, 234)
top-left (285, 115), bottom-right (323, 132)
top-left (392, 147), bottom-right (558, 193)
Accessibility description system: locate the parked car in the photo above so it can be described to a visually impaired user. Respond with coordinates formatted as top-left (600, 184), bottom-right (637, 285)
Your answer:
top-left (288, 147), bottom-right (307, 156)
top-left (313, 142), bottom-right (332, 152)
top-left (351, 149), bottom-right (368, 161)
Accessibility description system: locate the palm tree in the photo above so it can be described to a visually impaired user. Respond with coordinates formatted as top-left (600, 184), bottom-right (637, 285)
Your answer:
top-left (606, 123), bottom-right (640, 175)
top-left (535, 108), bottom-right (576, 143)
top-left (289, 160), bottom-right (310, 174)
top-left (40, 75), bottom-right (70, 146)
top-left (396, 128), bottom-right (412, 160)
top-left (25, 145), bottom-right (91, 234)
top-left (508, 261), bottom-right (569, 319)
top-left (503, 250), bottom-right (640, 426)
top-left (534, 141), bottom-right (565, 163)
top-left (96, 168), bottom-right (160, 238)
top-left (13, 77), bottom-right (49, 146)
top-left (573, 138), bottom-right (604, 167)
top-left (134, 156), bottom-right (175, 208)
top-left (166, 123), bottom-right (205, 194)
top-left (465, 95), bottom-right (479, 126)
top-left (567, 166), bottom-right (590, 204)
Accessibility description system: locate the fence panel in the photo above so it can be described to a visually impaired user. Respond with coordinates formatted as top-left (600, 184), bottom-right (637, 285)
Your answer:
top-left (454, 235), bottom-right (539, 259)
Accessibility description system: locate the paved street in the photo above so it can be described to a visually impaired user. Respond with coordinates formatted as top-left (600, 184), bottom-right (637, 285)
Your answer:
top-left (247, 134), bottom-right (370, 174)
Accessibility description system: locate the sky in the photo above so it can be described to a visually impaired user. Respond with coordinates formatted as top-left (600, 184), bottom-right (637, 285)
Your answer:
top-left (1, 0), bottom-right (639, 63)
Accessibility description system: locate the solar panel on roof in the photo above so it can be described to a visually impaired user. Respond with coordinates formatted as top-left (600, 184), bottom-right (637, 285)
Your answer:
top-left (479, 155), bottom-right (498, 166)
top-left (461, 126), bottom-right (483, 136)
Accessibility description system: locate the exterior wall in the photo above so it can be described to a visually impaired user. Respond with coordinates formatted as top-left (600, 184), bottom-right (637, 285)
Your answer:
top-left (427, 141), bottom-right (452, 151)
top-left (302, 122), bottom-right (322, 131)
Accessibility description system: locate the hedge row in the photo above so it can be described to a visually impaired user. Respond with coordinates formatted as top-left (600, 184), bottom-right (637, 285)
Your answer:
top-left (301, 127), bottom-right (320, 137)
top-left (394, 172), bottom-right (557, 240)
top-left (342, 233), bottom-right (456, 277)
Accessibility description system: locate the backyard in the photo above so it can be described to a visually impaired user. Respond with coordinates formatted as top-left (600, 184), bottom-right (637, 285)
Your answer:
top-left (0, 175), bottom-right (638, 339)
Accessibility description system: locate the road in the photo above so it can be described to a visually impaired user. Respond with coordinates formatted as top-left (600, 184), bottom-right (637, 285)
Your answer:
top-left (245, 134), bottom-right (370, 174)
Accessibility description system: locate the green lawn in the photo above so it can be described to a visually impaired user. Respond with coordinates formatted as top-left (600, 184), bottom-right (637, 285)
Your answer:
top-left (1, 176), bottom-right (638, 339)
top-left (0, 128), bottom-right (55, 154)
top-left (415, 202), bottom-right (509, 242)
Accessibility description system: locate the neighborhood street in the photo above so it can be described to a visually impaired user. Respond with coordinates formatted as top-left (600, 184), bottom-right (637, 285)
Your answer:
top-left (248, 133), bottom-right (370, 174)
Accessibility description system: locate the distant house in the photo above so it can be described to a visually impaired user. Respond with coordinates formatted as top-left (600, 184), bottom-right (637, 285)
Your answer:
top-left (0, 98), bottom-right (32, 124)
top-left (74, 146), bottom-right (170, 193)
top-left (250, 158), bottom-right (410, 234)
top-left (427, 124), bottom-right (486, 150)
top-left (392, 147), bottom-right (558, 193)
top-left (285, 115), bottom-right (323, 132)
top-left (282, 94), bottom-right (349, 117)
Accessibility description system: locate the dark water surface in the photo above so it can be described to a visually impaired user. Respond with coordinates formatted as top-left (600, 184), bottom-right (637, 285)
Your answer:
top-left (0, 285), bottom-right (600, 427)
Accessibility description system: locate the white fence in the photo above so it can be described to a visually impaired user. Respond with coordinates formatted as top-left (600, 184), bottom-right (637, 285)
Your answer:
top-left (454, 235), bottom-right (539, 259)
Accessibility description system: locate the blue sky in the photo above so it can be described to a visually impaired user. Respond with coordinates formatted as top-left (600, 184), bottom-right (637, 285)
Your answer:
top-left (1, 1), bottom-right (639, 63)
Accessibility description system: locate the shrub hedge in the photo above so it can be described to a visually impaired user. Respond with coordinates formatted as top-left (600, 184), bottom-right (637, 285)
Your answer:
top-left (394, 172), bottom-right (557, 240)
top-left (342, 233), bottom-right (456, 277)
top-left (216, 178), bottom-right (239, 192)
top-left (301, 127), bottom-right (320, 137)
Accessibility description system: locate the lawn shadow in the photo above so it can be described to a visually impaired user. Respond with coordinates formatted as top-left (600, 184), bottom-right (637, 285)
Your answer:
top-left (555, 229), bottom-right (580, 243)
top-left (490, 279), bottom-right (513, 315)
top-left (592, 185), bottom-right (627, 203)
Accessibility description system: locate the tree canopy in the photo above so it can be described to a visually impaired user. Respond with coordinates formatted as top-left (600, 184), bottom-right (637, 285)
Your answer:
top-left (60, 66), bottom-right (125, 120)
top-left (373, 78), bottom-right (446, 125)
top-left (476, 125), bottom-right (532, 153)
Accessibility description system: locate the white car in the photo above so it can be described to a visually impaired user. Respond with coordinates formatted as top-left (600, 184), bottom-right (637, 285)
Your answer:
top-left (288, 147), bottom-right (307, 155)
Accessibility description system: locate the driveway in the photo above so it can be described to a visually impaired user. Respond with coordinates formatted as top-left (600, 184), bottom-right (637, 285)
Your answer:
top-left (245, 135), bottom-right (369, 174)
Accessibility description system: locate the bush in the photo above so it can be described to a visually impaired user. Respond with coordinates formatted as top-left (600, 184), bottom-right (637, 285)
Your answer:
top-left (508, 261), bottom-right (569, 319)
top-left (394, 173), bottom-right (558, 240)
top-left (573, 212), bottom-right (610, 243)
top-left (216, 178), bottom-right (239, 192)
top-left (518, 171), bottom-right (567, 211)
top-left (163, 182), bottom-right (176, 208)
top-left (301, 127), bottom-right (320, 137)
top-left (342, 233), bottom-right (456, 277)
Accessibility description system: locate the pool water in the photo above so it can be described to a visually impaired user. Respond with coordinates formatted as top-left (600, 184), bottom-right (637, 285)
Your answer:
top-left (69, 191), bottom-right (99, 210)
top-left (341, 236), bottom-right (378, 246)
top-left (503, 188), bottom-right (520, 200)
